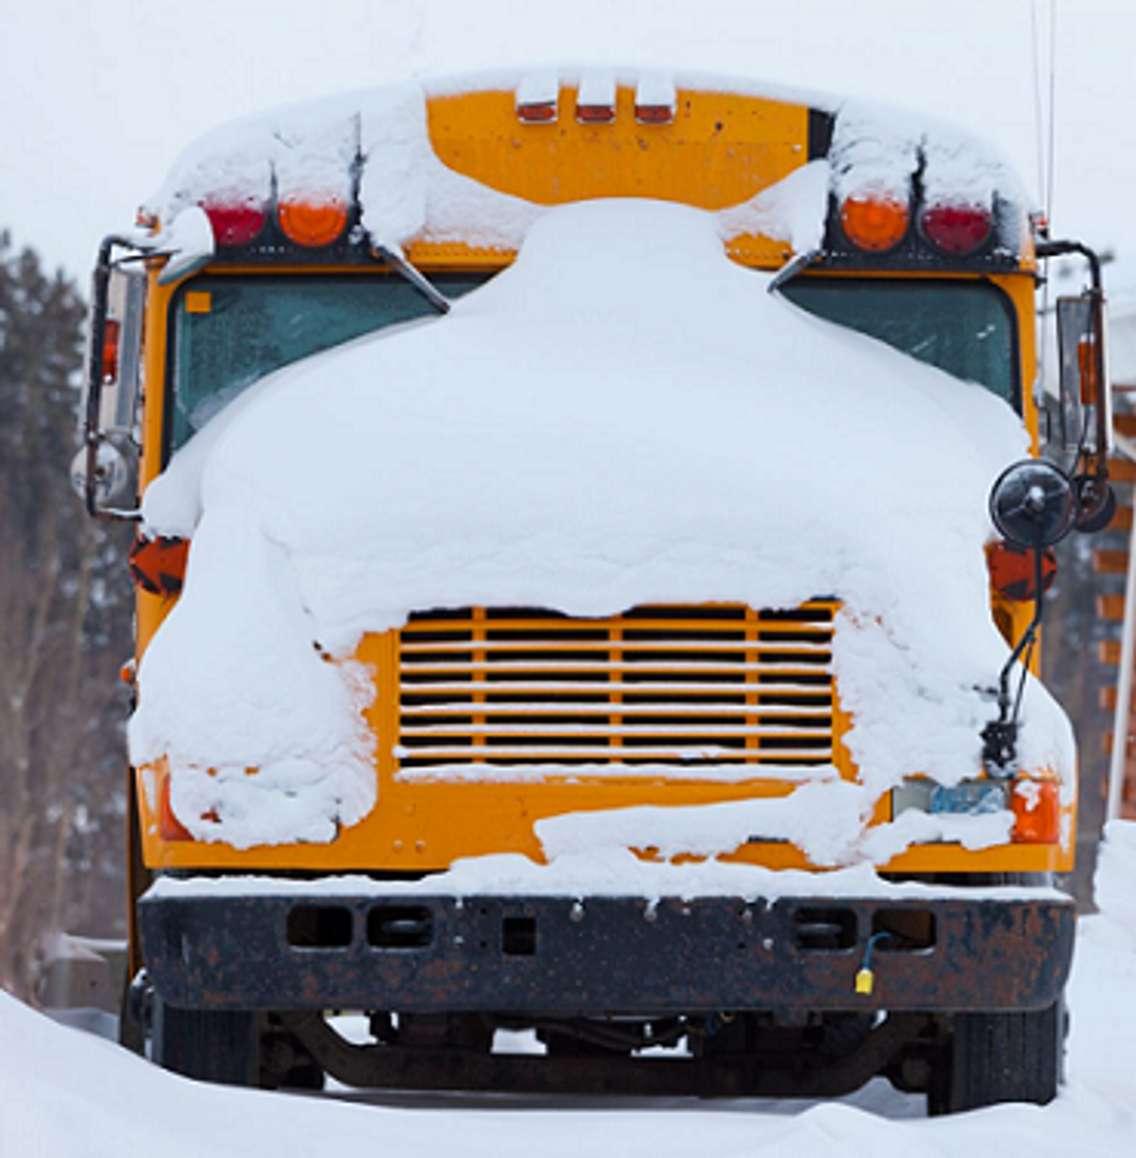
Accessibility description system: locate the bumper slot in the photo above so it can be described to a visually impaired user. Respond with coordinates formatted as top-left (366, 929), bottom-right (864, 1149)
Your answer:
top-left (367, 905), bottom-right (434, 949)
top-left (286, 905), bottom-right (353, 948)
top-left (794, 906), bottom-right (857, 950)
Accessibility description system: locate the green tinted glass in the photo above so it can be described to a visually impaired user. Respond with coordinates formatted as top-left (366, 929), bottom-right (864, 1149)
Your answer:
top-left (170, 275), bottom-right (488, 449)
top-left (782, 279), bottom-right (1018, 406)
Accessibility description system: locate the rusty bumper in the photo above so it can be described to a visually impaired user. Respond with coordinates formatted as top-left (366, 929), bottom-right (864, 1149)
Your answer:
top-left (139, 888), bottom-right (1074, 1014)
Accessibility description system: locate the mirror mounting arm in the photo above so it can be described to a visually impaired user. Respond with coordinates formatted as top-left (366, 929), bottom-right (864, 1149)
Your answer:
top-left (982, 543), bottom-right (1045, 775)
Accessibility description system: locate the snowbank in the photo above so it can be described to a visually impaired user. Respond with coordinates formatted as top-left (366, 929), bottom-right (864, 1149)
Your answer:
top-left (5, 821), bottom-right (1134, 1157)
top-left (131, 197), bottom-right (1071, 852)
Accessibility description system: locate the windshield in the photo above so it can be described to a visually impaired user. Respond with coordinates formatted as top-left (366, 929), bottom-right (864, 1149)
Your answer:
top-left (782, 279), bottom-right (1018, 408)
top-left (168, 274), bottom-right (489, 450)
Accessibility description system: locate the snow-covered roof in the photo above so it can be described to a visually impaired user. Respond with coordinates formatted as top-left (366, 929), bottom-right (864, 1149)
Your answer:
top-left (141, 68), bottom-right (1029, 262)
top-left (131, 198), bottom-right (1071, 856)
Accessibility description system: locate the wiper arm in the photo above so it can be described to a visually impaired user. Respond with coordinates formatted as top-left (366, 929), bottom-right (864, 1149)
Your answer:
top-left (371, 244), bottom-right (451, 315)
top-left (767, 248), bottom-right (820, 295)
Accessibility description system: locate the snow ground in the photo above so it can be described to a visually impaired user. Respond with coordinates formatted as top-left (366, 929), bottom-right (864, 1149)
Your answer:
top-left (3, 822), bottom-right (1134, 1158)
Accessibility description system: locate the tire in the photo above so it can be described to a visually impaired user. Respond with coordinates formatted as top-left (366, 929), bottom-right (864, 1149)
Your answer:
top-left (928, 999), bottom-right (1064, 1115)
top-left (151, 997), bottom-right (259, 1086)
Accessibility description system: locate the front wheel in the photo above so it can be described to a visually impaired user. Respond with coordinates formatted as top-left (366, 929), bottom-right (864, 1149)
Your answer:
top-left (928, 999), bottom-right (1064, 1115)
top-left (151, 997), bottom-right (259, 1086)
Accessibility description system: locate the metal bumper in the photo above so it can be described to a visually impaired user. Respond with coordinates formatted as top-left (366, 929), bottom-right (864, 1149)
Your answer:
top-left (139, 888), bottom-right (1074, 1014)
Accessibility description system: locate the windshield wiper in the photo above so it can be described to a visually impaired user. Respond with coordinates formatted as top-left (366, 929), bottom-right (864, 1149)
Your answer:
top-left (371, 244), bottom-right (451, 314)
top-left (768, 248), bottom-right (820, 295)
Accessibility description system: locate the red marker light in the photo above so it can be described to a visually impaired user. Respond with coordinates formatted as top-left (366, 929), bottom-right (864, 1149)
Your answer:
top-left (920, 202), bottom-right (992, 256)
top-left (200, 198), bottom-right (266, 248)
top-left (101, 318), bottom-right (121, 385)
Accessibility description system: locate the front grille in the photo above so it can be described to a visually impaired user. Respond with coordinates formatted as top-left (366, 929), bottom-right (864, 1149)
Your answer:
top-left (393, 603), bottom-right (838, 778)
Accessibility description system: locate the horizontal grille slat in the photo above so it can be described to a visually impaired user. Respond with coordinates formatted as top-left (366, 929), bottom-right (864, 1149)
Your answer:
top-left (392, 603), bottom-right (839, 777)
top-left (399, 702), bottom-right (832, 718)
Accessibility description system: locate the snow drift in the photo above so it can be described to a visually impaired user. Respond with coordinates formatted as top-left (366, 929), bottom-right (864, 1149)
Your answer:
top-left (5, 821), bottom-right (1134, 1155)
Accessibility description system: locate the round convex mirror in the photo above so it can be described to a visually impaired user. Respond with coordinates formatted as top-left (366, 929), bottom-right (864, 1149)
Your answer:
top-left (989, 459), bottom-right (1076, 548)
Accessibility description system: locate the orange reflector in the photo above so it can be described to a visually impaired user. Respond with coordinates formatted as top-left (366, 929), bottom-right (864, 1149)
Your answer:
top-left (158, 774), bottom-right (194, 842)
top-left (1011, 779), bottom-right (1061, 843)
top-left (278, 197), bottom-right (348, 248)
top-left (840, 195), bottom-right (909, 253)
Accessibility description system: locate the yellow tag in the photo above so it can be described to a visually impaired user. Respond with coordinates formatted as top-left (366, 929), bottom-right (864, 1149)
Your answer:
top-left (185, 291), bottom-right (212, 315)
top-left (854, 968), bottom-right (874, 996)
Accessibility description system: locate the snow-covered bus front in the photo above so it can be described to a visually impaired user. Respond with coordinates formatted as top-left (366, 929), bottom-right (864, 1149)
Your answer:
top-left (76, 71), bottom-right (1114, 1113)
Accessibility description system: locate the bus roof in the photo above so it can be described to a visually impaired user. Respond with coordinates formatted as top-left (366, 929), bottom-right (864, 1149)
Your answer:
top-left (140, 67), bottom-right (1030, 272)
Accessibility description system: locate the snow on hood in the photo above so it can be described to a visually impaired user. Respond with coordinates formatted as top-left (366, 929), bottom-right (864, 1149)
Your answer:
top-left (132, 198), bottom-right (1072, 852)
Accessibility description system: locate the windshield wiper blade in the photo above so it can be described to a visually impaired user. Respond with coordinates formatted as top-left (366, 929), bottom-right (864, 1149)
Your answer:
top-left (371, 243), bottom-right (451, 314)
top-left (768, 248), bottom-right (820, 295)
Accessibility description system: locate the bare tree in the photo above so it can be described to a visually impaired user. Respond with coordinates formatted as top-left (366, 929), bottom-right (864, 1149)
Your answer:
top-left (0, 232), bottom-right (131, 998)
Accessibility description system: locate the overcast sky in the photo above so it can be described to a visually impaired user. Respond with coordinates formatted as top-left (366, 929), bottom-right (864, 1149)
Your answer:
top-left (2, 0), bottom-right (1134, 296)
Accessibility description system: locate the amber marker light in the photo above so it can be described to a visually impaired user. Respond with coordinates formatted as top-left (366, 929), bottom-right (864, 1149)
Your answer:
top-left (1010, 780), bottom-right (1061, 844)
top-left (158, 774), bottom-right (194, 842)
top-left (840, 194), bottom-right (910, 253)
top-left (278, 197), bottom-right (349, 248)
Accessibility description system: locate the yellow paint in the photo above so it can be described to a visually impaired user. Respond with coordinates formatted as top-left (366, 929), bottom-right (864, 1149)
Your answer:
top-left (131, 83), bottom-right (1072, 879)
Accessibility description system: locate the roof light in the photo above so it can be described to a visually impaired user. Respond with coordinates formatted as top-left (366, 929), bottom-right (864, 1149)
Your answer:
top-left (635, 73), bottom-right (676, 124)
top-left (200, 198), bottom-right (266, 248)
top-left (840, 194), bottom-right (909, 253)
top-left (919, 201), bottom-right (992, 256)
top-left (576, 70), bottom-right (616, 124)
top-left (516, 70), bottom-right (558, 124)
top-left (278, 196), bottom-right (348, 248)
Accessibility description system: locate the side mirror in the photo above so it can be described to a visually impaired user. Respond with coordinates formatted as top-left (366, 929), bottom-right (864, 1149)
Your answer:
top-left (70, 434), bottom-right (138, 511)
top-left (76, 236), bottom-right (146, 521)
top-left (1055, 293), bottom-right (1111, 453)
top-left (989, 459), bottom-right (1076, 549)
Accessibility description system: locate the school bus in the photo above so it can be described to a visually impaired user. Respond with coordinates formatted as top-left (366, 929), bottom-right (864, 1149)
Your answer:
top-left (76, 70), bottom-right (1113, 1113)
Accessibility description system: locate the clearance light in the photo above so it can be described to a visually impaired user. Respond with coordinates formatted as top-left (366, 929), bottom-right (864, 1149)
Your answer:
top-left (1010, 779), bottom-right (1061, 843)
top-left (841, 195), bottom-right (910, 253)
top-left (517, 99), bottom-right (556, 123)
top-left (920, 202), bottom-right (992, 256)
top-left (278, 197), bottom-right (349, 248)
top-left (635, 75), bottom-right (676, 124)
top-left (577, 100), bottom-right (616, 124)
top-left (200, 198), bottom-right (266, 248)
top-left (576, 71), bottom-right (616, 124)
top-left (100, 318), bottom-right (121, 385)
top-left (517, 70), bottom-right (559, 124)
